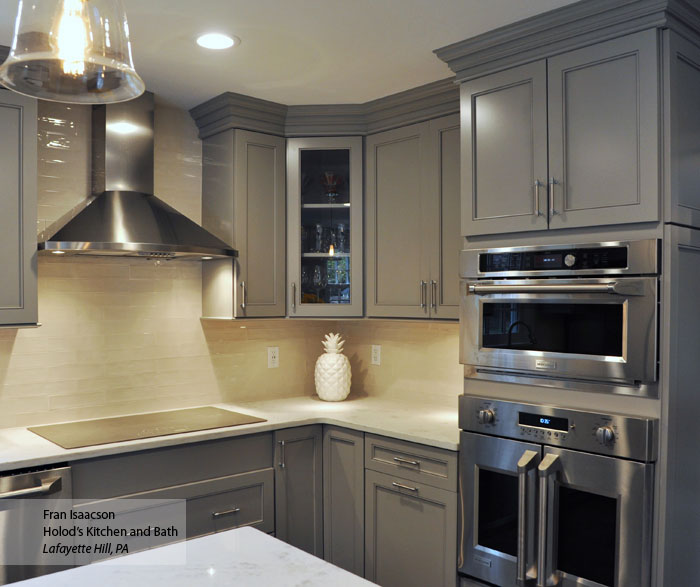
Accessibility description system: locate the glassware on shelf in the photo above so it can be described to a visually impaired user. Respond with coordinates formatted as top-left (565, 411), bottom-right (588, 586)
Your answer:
top-left (336, 224), bottom-right (347, 253)
top-left (301, 266), bottom-right (310, 286)
top-left (313, 265), bottom-right (324, 288)
top-left (315, 224), bottom-right (324, 253)
top-left (321, 171), bottom-right (343, 199)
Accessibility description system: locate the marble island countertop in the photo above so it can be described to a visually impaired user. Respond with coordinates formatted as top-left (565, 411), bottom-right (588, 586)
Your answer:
top-left (15, 526), bottom-right (374, 586)
top-left (0, 394), bottom-right (460, 472)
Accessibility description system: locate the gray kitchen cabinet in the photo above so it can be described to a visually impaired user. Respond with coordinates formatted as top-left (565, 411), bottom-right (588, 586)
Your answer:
top-left (364, 469), bottom-right (457, 587)
top-left (461, 29), bottom-right (659, 236)
top-left (287, 137), bottom-right (363, 317)
top-left (0, 90), bottom-right (37, 326)
top-left (323, 426), bottom-right (364, 576)
top-left (202, 129), bottom-right (286, 318)
top-left (274, 426), bottom-right (323, 557)
top-left (366, 114), bottom-right (460, 318)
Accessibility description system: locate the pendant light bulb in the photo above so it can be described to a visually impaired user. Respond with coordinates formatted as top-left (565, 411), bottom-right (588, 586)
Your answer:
top-left (0, 0), bottom-right (145, 104)
top-left (54, 0), bottom-right (89, 76)
top-left (328, 243), bottom-right (335, 257)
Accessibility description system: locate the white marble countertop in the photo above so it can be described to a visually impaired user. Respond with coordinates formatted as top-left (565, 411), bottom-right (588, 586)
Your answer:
top-left (14, 526), bottom-right (374, 586)
top-left (0, 394), bottom-right (459, 472)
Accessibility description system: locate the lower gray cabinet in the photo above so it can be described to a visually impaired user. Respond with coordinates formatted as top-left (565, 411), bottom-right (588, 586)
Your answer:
top-left (323, 426), bottom-right (364, 575)
top-left (274, 426), bottom-right (323, 557)
top-left (365, 469), bottom-right (457, 587)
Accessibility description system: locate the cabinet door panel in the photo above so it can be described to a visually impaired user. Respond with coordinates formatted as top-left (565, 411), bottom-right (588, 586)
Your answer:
top-left (323, 426), bottom-right (364, 575)
top-left (366, 123), bottom-right (431, 317)
top-left (429, 115), bottom-right (460, 319)
top-left (365, 470), bottom-right (457, 587)
top-left (548, 29), bottom-right (659, 228)
top-left (234, 131), bottom-right (286, 315)
top-left (274, 426), bottom-right (323, 557)
top-left (460, 62), bottom-right (548, 236)
top-left (0, 91), bottom-right (37, 325)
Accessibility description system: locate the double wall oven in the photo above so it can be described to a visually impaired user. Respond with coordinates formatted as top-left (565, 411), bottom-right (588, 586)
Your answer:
top-left (460, 240), bottom-right (659, 396)
top-left (458, 396), bottom-right (657, 587)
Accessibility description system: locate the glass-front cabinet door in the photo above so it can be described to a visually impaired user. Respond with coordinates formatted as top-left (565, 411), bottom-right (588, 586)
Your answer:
top-left (287, 137), bottom-right (363, 316)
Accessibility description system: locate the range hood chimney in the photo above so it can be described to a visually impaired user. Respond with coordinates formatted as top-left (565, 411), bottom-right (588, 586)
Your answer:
top-left (38, 93), bottom-right (237, 260)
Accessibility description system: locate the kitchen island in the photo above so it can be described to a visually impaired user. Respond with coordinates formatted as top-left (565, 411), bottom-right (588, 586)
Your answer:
top-left (14, 526), bottom-right (373, 586)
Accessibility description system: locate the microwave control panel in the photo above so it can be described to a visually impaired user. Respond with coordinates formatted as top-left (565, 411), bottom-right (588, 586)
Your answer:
top-left (479, 246), bottom-right (628, 273)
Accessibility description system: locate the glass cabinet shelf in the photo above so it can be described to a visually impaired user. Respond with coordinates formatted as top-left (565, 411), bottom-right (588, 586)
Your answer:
top-left (287, 137), bottom-right (363, 317)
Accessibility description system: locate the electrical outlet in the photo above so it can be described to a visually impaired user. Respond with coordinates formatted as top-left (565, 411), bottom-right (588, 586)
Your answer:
top-left (267, 347), bottom-right (279, 368)
top-left (371, 345), bottom-right (381, 365)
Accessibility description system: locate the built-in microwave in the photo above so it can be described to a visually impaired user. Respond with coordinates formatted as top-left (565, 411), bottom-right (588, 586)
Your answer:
top-left (459, 240), bottom-right (659, 397)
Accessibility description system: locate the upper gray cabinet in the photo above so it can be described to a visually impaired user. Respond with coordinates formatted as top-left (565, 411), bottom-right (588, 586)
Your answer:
top-left (366, 114), bottom-right (460, 319)
top-left (287, 137), bottom-right (363, 317)
top-left (201, 129), bottom-right (286, 318)
top-left (461, 30), bottom-right (660, 236)
top-left (0, 90), bottom-right (37, 327)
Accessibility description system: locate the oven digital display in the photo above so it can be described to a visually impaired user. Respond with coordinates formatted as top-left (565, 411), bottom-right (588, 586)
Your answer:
top-left (534, 253), bottom-right (562, 269)
top-left (518, 412), bottom-right (568, 432)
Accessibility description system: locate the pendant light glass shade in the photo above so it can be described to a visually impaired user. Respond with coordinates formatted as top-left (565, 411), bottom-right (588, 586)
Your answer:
top-left (0, 0), bottom-right (145, 103)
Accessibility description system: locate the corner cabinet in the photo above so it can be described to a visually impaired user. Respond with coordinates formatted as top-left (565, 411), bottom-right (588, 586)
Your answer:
top-left (366, 114), bottom-right (460, 319)
top-left (202, 129), bottom-right (286, 318)
top-left (287, 137), bottom-right (363, 317)
top-left (461, 29), bottom-right (660, 236)
top-left (274, 426), bottom-right (324, 557)
top-left (0, 90), bottom-right (37, 326)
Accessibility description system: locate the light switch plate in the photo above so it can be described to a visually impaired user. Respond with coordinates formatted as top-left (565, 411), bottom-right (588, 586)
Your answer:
top-left (371, 345), bottom-right (381, 365)
top-left (268, 347), bottom-right (279, 368)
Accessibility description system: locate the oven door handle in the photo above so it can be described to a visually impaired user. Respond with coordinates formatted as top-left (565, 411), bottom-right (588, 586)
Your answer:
top-left (517, 450), bottom-right (539, 586)
top-left (468, 281), bottom-right (644, 296)
top-left (537, 453), bottom-right (562, 587)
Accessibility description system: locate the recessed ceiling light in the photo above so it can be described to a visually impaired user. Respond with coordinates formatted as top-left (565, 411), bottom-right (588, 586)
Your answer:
top-left (197, 33), bottom-right (237, 50)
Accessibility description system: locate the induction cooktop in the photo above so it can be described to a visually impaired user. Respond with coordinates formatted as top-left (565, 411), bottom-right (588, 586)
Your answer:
top-left (28, 407), bottom-right (266, 449)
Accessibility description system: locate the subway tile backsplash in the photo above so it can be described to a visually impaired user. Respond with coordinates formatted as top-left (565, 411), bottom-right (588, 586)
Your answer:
top-left (0, 99), bottom-right (461, 429)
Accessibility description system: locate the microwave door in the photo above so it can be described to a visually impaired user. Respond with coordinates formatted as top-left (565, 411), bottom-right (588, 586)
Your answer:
top-left (538, 447), bottom-right (654, 587)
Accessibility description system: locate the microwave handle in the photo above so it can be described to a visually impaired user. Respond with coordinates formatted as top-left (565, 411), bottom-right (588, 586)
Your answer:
top-left (537, 453), bottom-right (562, 587)
top-left (517, 450), bottom-right (539, 586)
top-left (468, 281), bottom-right (644, 296)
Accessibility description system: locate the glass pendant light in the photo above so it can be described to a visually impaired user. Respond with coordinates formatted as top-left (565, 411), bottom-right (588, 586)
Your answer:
top-left (0, 0), bottom-right (145, 104)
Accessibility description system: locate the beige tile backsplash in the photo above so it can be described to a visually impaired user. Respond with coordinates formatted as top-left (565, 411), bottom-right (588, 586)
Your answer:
top-left (0, 100), bottom-right (461, 429)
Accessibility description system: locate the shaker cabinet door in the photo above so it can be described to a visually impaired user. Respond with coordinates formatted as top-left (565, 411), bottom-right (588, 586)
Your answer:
top-left (547, 29), bottom-right (660, 229)
top-left (364, 469), bottom-right (457, 587)
top-left (0, 90), bottom-right (37, 326)
top-left (274, 426), bottom-right (323, 557)
top-left (460, 61), bottom-right (549, 236)
top-left (365, 122), bottom-right (432, 318)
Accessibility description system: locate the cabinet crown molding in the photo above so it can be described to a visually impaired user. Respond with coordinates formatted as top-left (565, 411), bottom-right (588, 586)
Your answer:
top-left (434, 0), bottom-right (700, 82)
top-left (191, 78), bottom-right (458, 139)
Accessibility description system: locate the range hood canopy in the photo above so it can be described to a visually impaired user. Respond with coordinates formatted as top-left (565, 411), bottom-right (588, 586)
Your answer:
top-left (38, 92), bottom-right (237, 260)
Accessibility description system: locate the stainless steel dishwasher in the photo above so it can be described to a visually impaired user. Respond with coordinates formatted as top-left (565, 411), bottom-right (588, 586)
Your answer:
top-left (0, 465), bottom-right (72, 585)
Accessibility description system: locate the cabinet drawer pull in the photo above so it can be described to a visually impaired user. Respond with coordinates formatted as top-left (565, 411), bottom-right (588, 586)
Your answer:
top-left (278, 439), bottom-right (286, 468)
top-left (548, 177), bottom-right (559, 216)
top-left (240, 281), bottom-right (247, 310)
top-left (212, 507), bottom-right (240, 519)
top-left (533, 180), bottom-right (543, 217)
top-left (0, 476), bottom-right (61, 499)
top-left (420, 280), bottom-right (427, 309)
top-left (291, 283), bottom-right (296, 312)
top-left (393, 456), bottom-right (420, 467)
top-left (392, 481), bottom-right (418, 492)
top-left (430, 280), bottom-right (437, 311)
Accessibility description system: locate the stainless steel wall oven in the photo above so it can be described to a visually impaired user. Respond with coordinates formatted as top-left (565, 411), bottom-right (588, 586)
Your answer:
top-left (459, 240), bottom-right (659, 397)
top-left (458, 396), bottom-right (656, 587)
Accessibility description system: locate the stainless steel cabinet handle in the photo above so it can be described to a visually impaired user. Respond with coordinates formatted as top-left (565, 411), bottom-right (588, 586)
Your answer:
top-left (212, 507), bottom-right (240, 519)
top-left (420, 280), bottom-right (427, 309)
top-left (291, 283), bottom-right (296, 312)
top-left (548, 178), bottom-right (559, 216)
top-left (468, 281), bottom-right (644, 296)
top-left (392, 481), bottom-right (418, 492)
top-left (278, 439), bottom-right (286, 468)
top-left (0, 476), bottom-right (61, 499)
top-left (240, 281), bottom-right (247, 310)
top-left (430, 280), bottom-right (437, 311)
top-left (534, 180), bottom-right (543, 217)
top-left (537, 453), bottom-right (561, 587)
top-left (393, 456), bottom-right (420, 467)
top-left (517, 450), bottom-right (539, 586)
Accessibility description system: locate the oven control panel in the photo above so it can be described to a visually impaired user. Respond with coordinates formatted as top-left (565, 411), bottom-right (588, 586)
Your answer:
top-left (459, 396), bottom-right (657, 462)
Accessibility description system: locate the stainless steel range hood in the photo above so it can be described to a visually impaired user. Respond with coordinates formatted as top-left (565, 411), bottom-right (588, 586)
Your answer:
top-left (38, 93), bottom-right (237, 260)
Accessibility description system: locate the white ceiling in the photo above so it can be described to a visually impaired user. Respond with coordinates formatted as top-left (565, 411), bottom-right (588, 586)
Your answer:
top-left (0, 0), bottom-right (579, 110)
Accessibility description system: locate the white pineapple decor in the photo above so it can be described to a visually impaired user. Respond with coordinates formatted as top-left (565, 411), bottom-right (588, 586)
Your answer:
top-left (314, 333), bottom-right (352, 401)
